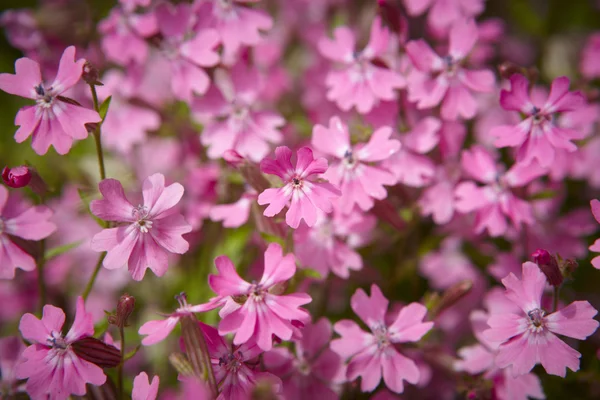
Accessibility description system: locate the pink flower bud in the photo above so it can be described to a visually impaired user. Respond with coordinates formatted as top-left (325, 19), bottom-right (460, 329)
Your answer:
top-left (223, 149), bottom-right (245, 168)
top-left (532, 249), bottom-right (563, 287)
top-left (2, 166), bottom-right (31, 188)
top-left (71, 336), bottom-right (121, 368)
top-left (108, 293), bottom-right (135, 328)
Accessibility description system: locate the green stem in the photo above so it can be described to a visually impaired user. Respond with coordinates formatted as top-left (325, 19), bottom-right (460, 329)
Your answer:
top-left (89, 84), bottom-right (106, 180)
top-left (82, 253), bottom-right (106, 301)
top-left (117, 325), bottom-right (125, 400)
top-left (553, 286), bottom-right (560, 313)
top-left (36, 240), bottom-right (47, 313)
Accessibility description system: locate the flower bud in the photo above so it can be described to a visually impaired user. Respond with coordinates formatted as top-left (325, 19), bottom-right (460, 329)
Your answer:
top-left (532, 249), bottom-right (563, 287)
top-left (431, 280), bottom-right (473, 318)
top-left (2, 166), bottom-right (31, 188)
top-left (82, 61), bottom-right (102, 86)
top-left (377, 0), bottom-right (408, 42)
top-left (371, 199), bottom-right (406, 231)
top-left (559, 257), bottom-right (578, 279)
top-left (71, 336), bottom-right (122, 368)
top-left (108, 293), bottom-right (135, 328)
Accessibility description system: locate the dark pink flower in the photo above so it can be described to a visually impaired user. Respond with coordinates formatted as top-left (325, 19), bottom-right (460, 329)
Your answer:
top-left (312, 117), bottom-right (399, 214)
top-left (331, 285), bottom-right (433, 393)
top-left (16, 297), bottom-right (107, 399)
top-left (0, 185), bottom-right (56, 279)
top-left (132, 372), bottom-right (159, 400)
top-left (483, 262), bottom-right (599, 377)
top-left (405, 20), bottom-right (495, 120)
top-left (202, 243), bottom-right (312, 351)
top-left (491, 74), bottom-right (585, 167)
top-left (258, 146), bottom-right (341, 229)
top-left (2, 166), bottom-right (31, 188)
top-left (0, 46), bottom-right (101, 155)
top-left (90, 173), bottom-right (192, 281)
top-left (318, 17), bottom-right (405, 114)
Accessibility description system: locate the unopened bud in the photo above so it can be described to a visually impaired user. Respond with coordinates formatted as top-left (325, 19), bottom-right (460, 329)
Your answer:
top-left (169, 353), bottom-right (195, 378)
top-left (108, 293), bottom-right (135, 328)
top-left (2, 166), bottom-right (31, 188)
top-left (377, 0), bottom-right (408, 41)
top-left (71, 336), bottom-right (122, 368)
top-left (223, 149), bottom-right (245, 168)
top-left (432, 280), bottom-right (473, 318)
top-left (559, 257), bottom-right (578, 280)
top-left (82, 61), bottom-right (102, 86)
top-left (180, 316), bottom-right (217, 396)
top-left (532, 249), bottom-right (563, 287)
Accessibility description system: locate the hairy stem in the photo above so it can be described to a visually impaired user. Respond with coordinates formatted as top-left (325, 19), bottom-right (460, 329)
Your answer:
top-left (89, 84), bottom-right (106, 180)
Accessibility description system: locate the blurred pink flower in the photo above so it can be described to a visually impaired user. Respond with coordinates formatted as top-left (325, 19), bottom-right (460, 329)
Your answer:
top-left (403, 0), bottom-right (485, 33)
top-left (589, 199), bottom-right (600, 269)
top-left (258, 146), bottom-right (341, 229)
top-left (209, 191), bottom-right (255, 228)
top-left (580, 32), bottom-right (600, 80)
top-left (0, 185), bottom-right (56, 279)
top-left (331, 285), bottom-right (433, 394)
top-left (90, 173), bottom-right (192, 281)
top-left (483, 262), bottom-right (599, 377)
top-left (0, 46), bottom-right (101, 154)
top-left (132, 372), bottom-right (159, 400)
top-left (312, 116), bottom-right (399, 214)
top-left (16, 297), bottom-right (106, 399)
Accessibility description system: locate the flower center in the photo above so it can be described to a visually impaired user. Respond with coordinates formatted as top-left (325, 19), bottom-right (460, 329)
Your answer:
top-left (47, 330), bottom-right (69, 353)
top-left (343, 149), bottom-right (357, 168)
top-left (248, 281), bottom-right (266, 301)
top-left (527, 308), bottom-right (546, 331)
top-left (531, 107), bottom-right (550, 125)
top-left (442, 55), bottom-right (459, 76)
top-left (35, 84), bottom-right (55, 108)
top-left (372, 324), bottom-right (390, 349)
top-left (295, 357), bottom-right (311, 376)
top-left (219, 350), bottom-right (244, 373)
top-left (132, 205), bottom-right (153, 233)
top-left (291, 177), bottom-right (303, 188)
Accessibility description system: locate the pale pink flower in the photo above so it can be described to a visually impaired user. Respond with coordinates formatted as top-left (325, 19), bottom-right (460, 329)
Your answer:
top-left (132, 372), bottom-right (159, 400)
top-left (16, 297), bottom-right (106, 400)
top-left (331, 285), bottom-right (433, 394)
top-left (403, 0), bottom-right (485, 33)
top-left (418, 162), bottom-right (461, 224)
top-left (209, 191), bottom-right (255, 228)
top-left (589, 199), bottom-right (600, 269)
top-left (202, 243), bottom-right (312, 351)
top-left (90, 173), bottom-right (192, 281)
top-left (192, 63), bottom-right (285, 162)
top-left (454, 146), bottom-right (546, 237)
top-left (405, 20), bottom-right (495, 120)
top-left (491, 74), bottom-right (585, 167)
top-left (194, 0), bottom-right (273, 62)
top-left (0, 46), bottom-right (101, 155)
top-left (483, 262), bottom-right (599, 377)
top-left (294, 209), bottom-right (376, 279)
top-left (312, 116), bottom-right (399, 214)
top-left (318, 16), bottom-right (405, 114)
top-left (263, 318), bottom-right (345, 400)
top-left (0, 185), bottom-right (56, 279)
top-left (258, 146), bottom-right (341, 229)
top-left (199, 322), bottom-right (282, 400)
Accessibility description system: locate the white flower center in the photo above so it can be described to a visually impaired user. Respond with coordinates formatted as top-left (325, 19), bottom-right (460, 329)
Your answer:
top-left (527, 308), bottom-right (546, 333)
top-left (372, 324), bottom-right (391, 349)
top-left (132, 205), bottom-right (153, 233)
top-left (35, 84), bottom-right (55, 109)
top-left (47, 330), bottom-right (69, 353)
top-left (343, 149), bottom-right (357, 169)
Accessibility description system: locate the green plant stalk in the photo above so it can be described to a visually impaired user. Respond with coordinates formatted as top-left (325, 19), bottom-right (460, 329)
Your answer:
top-left (82, 253), bottom-right (106, 302)
top-left (89, 84), bottom-right (106, 181)
top-left (36, 240), bottom-right (47, 314)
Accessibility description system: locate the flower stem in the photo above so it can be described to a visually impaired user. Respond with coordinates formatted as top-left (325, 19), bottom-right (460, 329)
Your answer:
top-left (89, 84), bottom-right (106, 180)
top-left (36, 239), bottom-right (47, 313)
top-left (117, 325), bottom-right (125, 400)
top-left (82, 253), bottom-right (106, 302)
top-left (553, 286), bottom-right (560, 313)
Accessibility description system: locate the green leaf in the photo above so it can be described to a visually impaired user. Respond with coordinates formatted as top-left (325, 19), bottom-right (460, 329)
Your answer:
top-left (44, 240), bottom-right (83, 261)
top-left (528, 189), bottom-right (557, 200)
top-left (301, 268), bottom-right (322, 280)
top-left (99, 96), bottom-right (112, 121)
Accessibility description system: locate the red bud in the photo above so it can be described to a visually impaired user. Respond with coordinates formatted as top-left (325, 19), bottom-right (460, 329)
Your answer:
top-left (2, 166), bottom-right (31, 188)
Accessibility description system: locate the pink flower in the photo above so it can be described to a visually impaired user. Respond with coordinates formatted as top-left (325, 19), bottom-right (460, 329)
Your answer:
top-left (0, 336), bottom-right (26, 397)
top-left (263, 318), bottom-right (344, 400)
top-left (195, 0), bottom-right (273, 62)
top-left (0, 46), bottom-right (101, 155)
top-left (580, 32), bottom-right (600, 80)
top-left (454, 146), bottom-right (545, 237)
top-left (132, 372), bottom-right (159, 400)
top-left (331, 285), bottom-right (433, 393)
top-left (403, 0), bottom-right (485, 33)
top-left (203, 243), bottom-right (312, 351)
top-left (209, 191), bottom-right (255, 228)
top-left (192, 63), bottom-right (285, 162)
top-left (0, 185), bottom-right (56, 279)
top-left (139, 293), bottom-right (219, 346)
top-left (258, 146), bottom-right (341, 229)
top-left (312, 116), bottom-right (399, 214)
top-left (199, 322), bottom-right (282, 400)
top-left (318, 16), bottom-right (405, 114)
top-left (90, 173), bottom-right (192, 281)
top-left (483, 262), bottom-right (599, 377)
top-left (16, 297), bottom-right (106, 400)
top-left (589, 199), bottom-right (600, 269)
top-left (491, 74), bottom-right (585, 167)
top-left (405, 20), bottom-right (495, 120)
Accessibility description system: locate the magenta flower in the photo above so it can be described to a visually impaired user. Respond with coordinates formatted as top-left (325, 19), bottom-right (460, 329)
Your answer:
top-left (491, 74), bottom-right (586, 167)
top-left (258, 146), bottom-right (341, 229)
top-left (199, 322), bottom-right (282, 400)
top-left (203, 243), bottom-right (312, 351)
top-left (132, 372), bottom-right (159, 400)
top-left (0, 46), bottom-right (101, 155)
top-left (312, 116), bottom-right (399, 214)
top-left (16, 297), bottom-right (107, 399)
top-left (2, 165), bottom-right (31, 188)
top-left (483, 262), bottom-right (599, 377)
top-left (331, 284), bottom-right (433, 394)
top-left (454, 146), bottom-right (545, 237)
top-left (589, 199), bottom-right (600, 269)
top-left (405, 20), bottom-right (495, 120)
top-left (263, 318), bottom-right (344, 400)
top-left (0, 185), bottom-right (56, 279)
top-left (90, 173), bottom-right (192, 281)
top-left (318, 16), bottom-right (405, 114)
